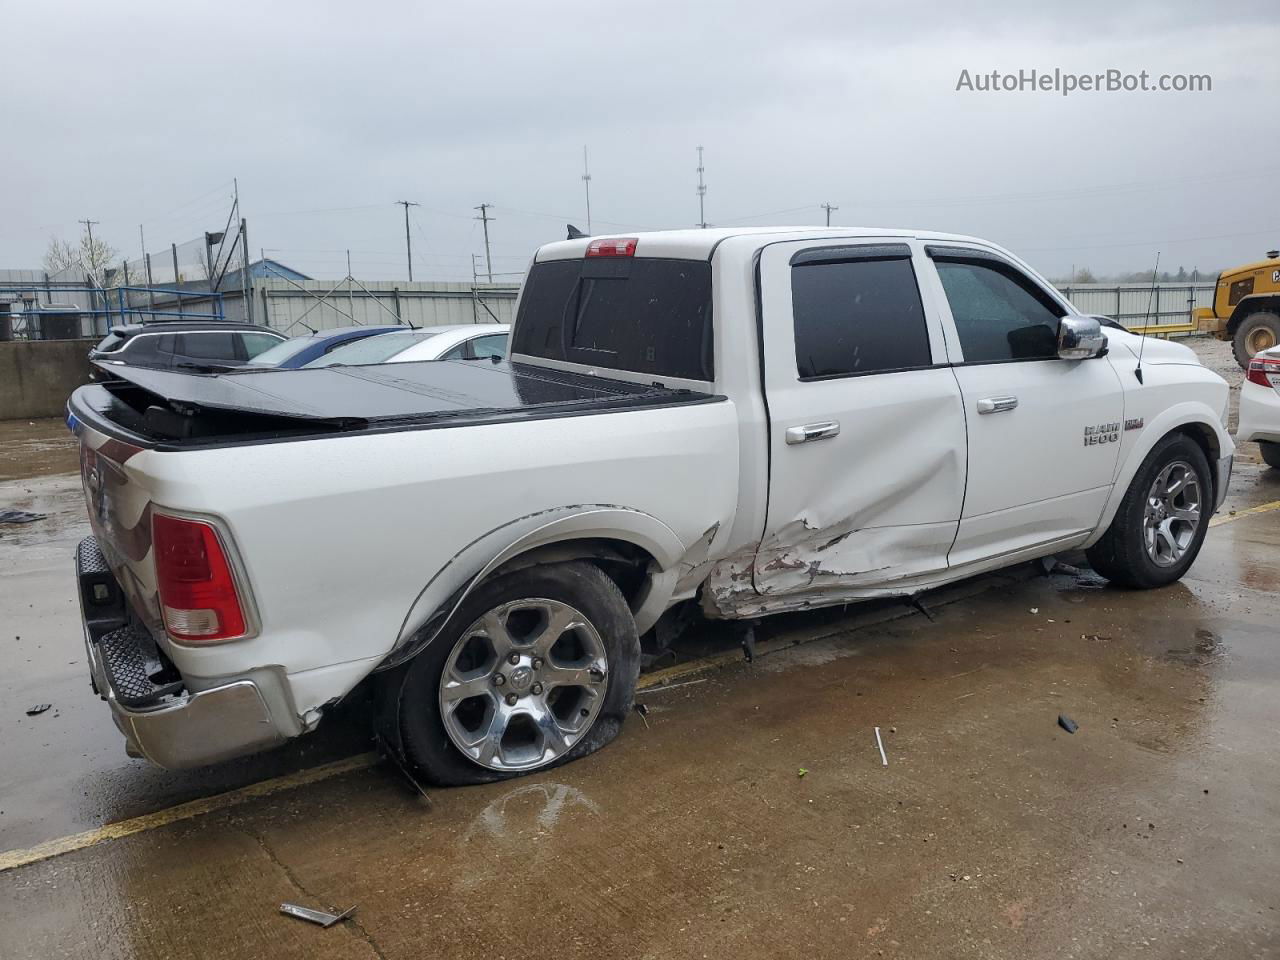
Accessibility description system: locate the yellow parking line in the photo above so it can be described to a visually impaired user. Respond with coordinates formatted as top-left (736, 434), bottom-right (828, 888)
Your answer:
top-left (0, 666), bottom-right (735, 875)
top-left (0, 752), bottom-right (378, 874)
top-left (1210, 499), bottom-right (1280, 527)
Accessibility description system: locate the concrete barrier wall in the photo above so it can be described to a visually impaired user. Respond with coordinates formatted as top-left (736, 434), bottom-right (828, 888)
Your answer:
top-left (0, 339), bottom-right (95, 420)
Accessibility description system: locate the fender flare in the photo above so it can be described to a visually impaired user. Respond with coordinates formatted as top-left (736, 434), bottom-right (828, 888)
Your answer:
top-left (377, 505), bottom-right (686, 671)
top-left (1082, 404), bottom-right (1231, 548)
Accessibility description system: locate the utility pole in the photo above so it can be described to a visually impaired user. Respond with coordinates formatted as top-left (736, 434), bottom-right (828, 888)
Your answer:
top-left (696, 146), bottom-right (707, 228)
top-left (474, 203), bottom-right (494, 282)
top-left (396, 200), bottom-right (419, 281)
top-left (234, 178), bottom-right (253, 322)
top-left (240, 218), bottom-right (253, 323)
top-left (79, 219), bottom-right (100, 284)
top-left (821, 202), bottom-right (838, 227)
top-left (139, 224), bottom-right (156, 318)
top-left (581, 146), bottom-right (593, 235)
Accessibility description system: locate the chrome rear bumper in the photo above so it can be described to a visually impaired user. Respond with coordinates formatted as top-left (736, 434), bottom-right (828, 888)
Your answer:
top-left (77, 536), bottom-right (288, 769)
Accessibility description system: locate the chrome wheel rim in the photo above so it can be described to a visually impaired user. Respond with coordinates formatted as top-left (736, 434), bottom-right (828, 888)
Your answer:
top-left (1143, 460), bottom-right (1202, 567)
top-left (439, 598), bottom-right (608, 772)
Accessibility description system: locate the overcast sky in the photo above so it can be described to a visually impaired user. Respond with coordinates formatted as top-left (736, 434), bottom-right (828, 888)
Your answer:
top-left (5, 0), bottom-right (1278, 283)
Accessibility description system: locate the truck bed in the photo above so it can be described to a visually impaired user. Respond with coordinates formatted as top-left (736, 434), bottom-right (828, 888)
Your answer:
top-left (71, 358), bottom-right (720, 449)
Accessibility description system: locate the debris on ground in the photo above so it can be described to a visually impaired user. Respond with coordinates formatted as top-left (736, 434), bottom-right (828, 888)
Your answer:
top-left (25, 704), bottom-right (51, 716)
top-left (1029, 608), bottom-right (1039, 614)
top-left (874, 727), bottom-right (888, 766)
top-left (634, 702), bottom-right (651, 729)
top-left (279, 902), bottom-right (357, 928)
top-left (1057, 714), bottom-right (1079, 734)
top-left (797, 768), bottom-right (808, 778)
top-left (374, 737), bottom-right (434, 807)
top-left (908, 595), bottom-right (936, 621)
top-left (0, 509), bottom-right (46, 525)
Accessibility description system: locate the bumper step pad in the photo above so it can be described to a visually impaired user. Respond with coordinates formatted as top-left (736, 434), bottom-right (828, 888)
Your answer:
top-left (77, 536), bottom-right (184, 710)
top-left (98, 624), bottom-right (184, 709)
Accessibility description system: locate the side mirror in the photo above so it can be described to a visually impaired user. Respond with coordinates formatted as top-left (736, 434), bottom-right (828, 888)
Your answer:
top-left (1058, 315), bottom-right (1108, 360)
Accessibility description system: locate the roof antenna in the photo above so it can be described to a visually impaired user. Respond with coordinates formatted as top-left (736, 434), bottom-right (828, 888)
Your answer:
top-left (1134, 251), bottom-right (1160, 384)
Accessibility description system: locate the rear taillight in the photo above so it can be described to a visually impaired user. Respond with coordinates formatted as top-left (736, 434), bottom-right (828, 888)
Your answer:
top-left (152, 513), bottom-right (248, 643)
top-left (1246, 356), bottom-right (1280, 387)
top-left (585, 236), bottom-right (638, 258)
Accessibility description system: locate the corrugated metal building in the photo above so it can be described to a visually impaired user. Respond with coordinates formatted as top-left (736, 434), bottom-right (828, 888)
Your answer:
top-left (143, 260), bottom-right (520, 333)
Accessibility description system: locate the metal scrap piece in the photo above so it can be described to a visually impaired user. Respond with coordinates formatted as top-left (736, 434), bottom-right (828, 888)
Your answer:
top-left (280, 902), bottom-right (357, 928)
top-left (0, 510), bottom-right (45, 525)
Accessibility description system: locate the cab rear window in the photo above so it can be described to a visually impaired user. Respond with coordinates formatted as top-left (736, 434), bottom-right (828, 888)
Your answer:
top-left (511, 258), bottom-right (713, 381)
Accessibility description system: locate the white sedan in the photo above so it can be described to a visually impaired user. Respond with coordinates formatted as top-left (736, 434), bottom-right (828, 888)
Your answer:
top-left (1237, 345), bottom-right (1280, 468)
top-left (305, 324), bottom-right (509, 368)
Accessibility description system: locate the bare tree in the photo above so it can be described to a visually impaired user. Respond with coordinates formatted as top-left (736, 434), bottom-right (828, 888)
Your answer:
top-left (42, 229), bottom-right (119, 285)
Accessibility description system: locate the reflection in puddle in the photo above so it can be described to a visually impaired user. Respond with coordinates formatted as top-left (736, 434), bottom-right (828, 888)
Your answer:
top-left (1166, 628), bottom-right (1224, 666)
top-left (464, 782), bottom-right (600, 843)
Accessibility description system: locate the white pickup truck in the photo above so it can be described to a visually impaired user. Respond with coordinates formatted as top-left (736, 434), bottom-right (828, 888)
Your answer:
top-left (69, 227), bottom-right (1233, 784)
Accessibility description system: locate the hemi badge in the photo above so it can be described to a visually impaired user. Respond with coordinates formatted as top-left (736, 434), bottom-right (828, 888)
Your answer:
top-left (1124, 418), bottom-right (1144, 431)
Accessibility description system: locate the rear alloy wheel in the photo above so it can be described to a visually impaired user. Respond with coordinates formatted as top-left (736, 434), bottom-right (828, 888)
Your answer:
top-left (1086, 434), bottom-right (1212, 588)
top-left (396, 562), bottom-right (639, 786)
top-left (439, 598), bottom-right (609, 772)
top-left (1231, 310), bottom-right (1280, 367)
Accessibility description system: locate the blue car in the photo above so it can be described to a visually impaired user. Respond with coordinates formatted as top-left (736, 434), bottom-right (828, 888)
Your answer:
top-left (243, 325), bottom-right (407, 369)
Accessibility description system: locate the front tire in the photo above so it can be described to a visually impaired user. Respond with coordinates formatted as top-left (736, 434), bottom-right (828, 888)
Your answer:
top-left (1259, 441), bottom-right (1280, 469)
top-left (395, 562), bottom-right (640, 786)
top-left (1086, 434), bottom-right (1211, 589)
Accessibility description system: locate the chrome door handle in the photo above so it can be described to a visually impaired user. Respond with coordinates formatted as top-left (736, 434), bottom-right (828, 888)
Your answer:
top-left (976, 396), bottom-right (1018, 415)
top-left (785, 420), bottom-right (841, 445)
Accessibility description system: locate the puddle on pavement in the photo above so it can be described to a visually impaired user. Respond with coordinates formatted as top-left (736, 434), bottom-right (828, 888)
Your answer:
top-left (0, 418), bottom-right (78, 483)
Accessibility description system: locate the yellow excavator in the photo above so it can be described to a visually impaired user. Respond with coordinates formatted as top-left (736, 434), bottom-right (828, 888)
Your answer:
top-left (1195, 249), bottom-right (1280, 367)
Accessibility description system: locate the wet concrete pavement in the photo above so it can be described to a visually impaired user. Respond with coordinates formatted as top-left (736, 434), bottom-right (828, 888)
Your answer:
top-left (3, 341), bottom-right (1280, 958)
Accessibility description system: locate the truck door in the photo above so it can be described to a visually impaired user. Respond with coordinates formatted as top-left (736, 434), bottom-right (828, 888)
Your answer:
top-left (752, 240), bottom-right (967, 603)
top-left (920, 245), bottom-right (1125, 567)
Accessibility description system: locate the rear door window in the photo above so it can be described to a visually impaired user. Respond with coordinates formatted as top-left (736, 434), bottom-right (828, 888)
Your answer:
top-left (790, 246), bottom-right (931, 378)
top-left (178, 332), bottom-right (240, 362)
top-left (511, 258), bottom-right (713, 381)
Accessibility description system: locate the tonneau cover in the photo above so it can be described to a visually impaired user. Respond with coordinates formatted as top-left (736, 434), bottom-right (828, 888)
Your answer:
top-left (91, 358), bottom-right (708, 428)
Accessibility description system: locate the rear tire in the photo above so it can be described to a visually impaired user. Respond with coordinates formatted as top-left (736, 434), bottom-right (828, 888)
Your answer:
top-left (1086, 434), bottom-right (1211, 589)
top-left (1231, 310), bottom-right (1280, 368)
top-left (394, 561), bottom-right (640, 786)
top-left (1259, 440), bottom-right (1280, 469)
